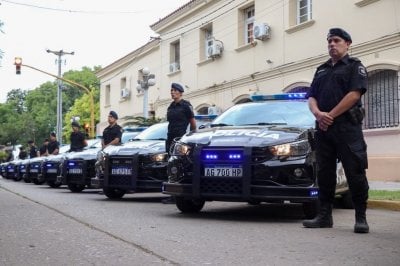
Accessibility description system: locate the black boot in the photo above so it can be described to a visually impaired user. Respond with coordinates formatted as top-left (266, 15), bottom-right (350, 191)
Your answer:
top-left (354, 204), bottom-right (369, 233)
top-left (303, 202), bottom-right (333, 228)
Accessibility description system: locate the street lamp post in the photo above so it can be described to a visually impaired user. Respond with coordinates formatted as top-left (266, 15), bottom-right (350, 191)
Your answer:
top-left (136, 67), bottom-right (156, 119)
top-left (46, 49), bottom-right (74, 146)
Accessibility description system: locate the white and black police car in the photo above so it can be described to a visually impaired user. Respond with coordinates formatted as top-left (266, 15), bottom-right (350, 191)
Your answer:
top-left (163, 93), bottom-right (351, 218)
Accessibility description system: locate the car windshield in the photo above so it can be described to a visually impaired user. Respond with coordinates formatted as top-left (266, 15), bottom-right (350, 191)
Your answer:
top-left (121, 132), bottom-right (142, 143)
top-left (211, 101), bottom-right (314, 127)
top-left (134, 123), bottom-right (168, 140)
top-left (59, 145), bottom-right (71, 154)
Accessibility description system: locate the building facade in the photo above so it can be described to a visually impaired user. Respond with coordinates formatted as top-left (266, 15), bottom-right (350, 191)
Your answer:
top-left (96, 0), bottom-right (400, 181)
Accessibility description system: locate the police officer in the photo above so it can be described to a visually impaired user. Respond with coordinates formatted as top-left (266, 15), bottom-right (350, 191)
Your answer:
top-left (102, 111), bottom-right (122, 149)
top-left (70, 121), bottom-right (88, 152)
top-left (303, 28), bottom-right (369, 233)
top-left (39, 139), bottom-right (49, 157)
top-left (47, 132), bottom-right (60, 155)
top-left (27, 140), bottom-right (38, 158)
top-left (166, 82), bottom-right (196, 154)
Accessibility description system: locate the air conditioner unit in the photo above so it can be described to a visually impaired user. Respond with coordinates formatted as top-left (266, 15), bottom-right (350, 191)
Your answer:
top-left (121, 88), bottom-right (130, 99)
top-left (169, 62), bottom-right (180, 73)
top-left (253, 23), bottom-right (270, 41)
top-left (207, 42), bottom-right (222, 58)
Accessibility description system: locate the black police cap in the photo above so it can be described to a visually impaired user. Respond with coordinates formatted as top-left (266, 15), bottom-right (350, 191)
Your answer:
top-left (327, 28), bottom-right (352, 43)
top-left (171, 82), bottom-right (184, 92)
top-left (109, 110), bottom-right (118, 119)
top-left (71, 121), bottom-right (80, 128)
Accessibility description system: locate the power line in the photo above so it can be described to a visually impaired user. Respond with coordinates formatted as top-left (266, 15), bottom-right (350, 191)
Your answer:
top-left (0, 0), bottom-right (158, 14)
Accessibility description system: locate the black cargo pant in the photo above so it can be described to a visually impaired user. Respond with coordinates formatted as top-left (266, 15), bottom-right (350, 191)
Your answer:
top-left (315, 119), bottom-right (369, 206)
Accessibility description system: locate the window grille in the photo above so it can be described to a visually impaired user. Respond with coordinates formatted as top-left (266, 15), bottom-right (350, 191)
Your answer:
top-left (362, 69), bottom-right (399, 129)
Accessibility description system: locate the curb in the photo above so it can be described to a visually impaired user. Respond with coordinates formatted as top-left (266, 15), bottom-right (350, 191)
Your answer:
top-left (368, 200), bottom-right (400, 211)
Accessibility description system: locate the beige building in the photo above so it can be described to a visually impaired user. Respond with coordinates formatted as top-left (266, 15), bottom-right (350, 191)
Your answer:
top-left (96, 0), bottom-right (400, 181)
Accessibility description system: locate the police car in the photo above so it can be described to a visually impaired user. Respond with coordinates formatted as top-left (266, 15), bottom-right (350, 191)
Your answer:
top-left (163, 93), bottom-right (351, 218)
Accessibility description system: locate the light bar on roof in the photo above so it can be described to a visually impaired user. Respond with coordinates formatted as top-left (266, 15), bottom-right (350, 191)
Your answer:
top-left (251, 93), bottom-right (307, 101)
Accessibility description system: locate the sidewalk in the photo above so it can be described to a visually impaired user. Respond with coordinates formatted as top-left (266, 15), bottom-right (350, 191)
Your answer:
top-left (368, 180), bottom-right (400, 211)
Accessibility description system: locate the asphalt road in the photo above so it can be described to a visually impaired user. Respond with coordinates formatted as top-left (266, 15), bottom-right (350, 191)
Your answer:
top-left (1, 177), bottom-right (400, 266)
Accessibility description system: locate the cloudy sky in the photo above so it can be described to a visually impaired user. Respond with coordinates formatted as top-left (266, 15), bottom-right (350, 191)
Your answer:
top-left (0, 0), bottom-right (188, 102)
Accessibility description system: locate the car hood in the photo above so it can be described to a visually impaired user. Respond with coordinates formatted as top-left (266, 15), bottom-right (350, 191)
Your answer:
top-left (181, 126), bottom-right (310, 146)
top-left (66, 147), bottom-right (102, 160)
top-left (104, 140), bottom-right (166, 156)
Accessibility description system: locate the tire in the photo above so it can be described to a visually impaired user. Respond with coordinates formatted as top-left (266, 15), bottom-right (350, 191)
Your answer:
top-left (47, 180), bottom-right (62, 188)
top-left (32, 178), bottom-right (45, 185)
top-left (175, 197), bottom-right (205, 213)
top-left (103, 188), bottom-right (126, 199)
top-left (303, 201), bottom-right (319, 219)
top-left (247, 199), bottom-right (261, 205)
top-left (339, 191), bottom-right (354, 209)
top-left (23, 176), bottom-right (31, 183)
top-left (68, 183), bottom-right (85, 193)
top-left (13, 175), bottom-right (22, 182)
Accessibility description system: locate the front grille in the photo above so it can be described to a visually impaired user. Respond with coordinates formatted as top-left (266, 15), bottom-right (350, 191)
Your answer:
top-left (200, 178), bottom-right (242, 195)
top-left (109, 175), bottom-right (131, 186)
top-left (252, 147), bottom-right (273, 163)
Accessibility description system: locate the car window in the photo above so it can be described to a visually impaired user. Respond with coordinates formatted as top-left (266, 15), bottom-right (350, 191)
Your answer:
top-left (121, 132), bottom-right (141, 143)
top-left (212, 101), bottom-right (314, 127)
top-left (134, 123), bottom-right (168, 140)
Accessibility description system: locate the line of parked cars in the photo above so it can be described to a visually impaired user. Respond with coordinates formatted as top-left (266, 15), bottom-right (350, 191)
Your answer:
top-left (0, 93), bottom-right (353, 219)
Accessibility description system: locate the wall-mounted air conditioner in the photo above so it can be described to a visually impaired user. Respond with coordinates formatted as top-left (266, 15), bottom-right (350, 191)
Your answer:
top-left (253, 23), bottom-right (271, 41)
top-left (121, 88), bottom-right (130, 99)
top-left (169, 62), bottom-right (180, 73)
top-left (207, 41), bottom-right (223, 59)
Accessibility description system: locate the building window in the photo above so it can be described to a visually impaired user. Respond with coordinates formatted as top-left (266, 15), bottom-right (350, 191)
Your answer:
top-left (362, 69), bottom-right (399, 129)
top-left (297, 0), bottom-right (312, 24)
top-left (170, 41), bottom-right (180, 72)
top-left (204, 27), bottom-right (213, 59)
top-left (244, 5), bottom-right (255, 44)
top-left (105, 85), bottom-right (111, 106)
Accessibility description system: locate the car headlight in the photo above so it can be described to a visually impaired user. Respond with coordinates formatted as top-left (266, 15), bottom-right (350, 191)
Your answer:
top-left (150, 153), bottom-right (168, 162)
top-left (171, 142), bottom-right (191, 156)
top-left (269, 139), bottom-right (310, 157)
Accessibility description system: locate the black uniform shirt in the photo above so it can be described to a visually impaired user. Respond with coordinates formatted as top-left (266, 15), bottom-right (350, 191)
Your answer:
top-left (167, 99), bottom-right (194, 137)
top-left (29, 146), bottom-right (38, 158)
top-left (308, 54), bottom-right (367, 112)
top-left (39, 145), bottom-right (47, 156)
top-left (102, 124), bottom-right (122, 146)
top-left (47, 140), bottom-right (60, 155)
top-left (70, 131), bottom-right (86, 152)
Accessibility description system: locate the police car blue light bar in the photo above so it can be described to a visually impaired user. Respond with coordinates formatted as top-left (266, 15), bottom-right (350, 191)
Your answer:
top-left (251, 93), bottom-right (307, 101)
top-left (194, 114), bottom-right (218, 120)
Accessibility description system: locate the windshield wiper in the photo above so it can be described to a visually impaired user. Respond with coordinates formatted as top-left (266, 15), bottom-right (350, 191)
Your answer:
top-left (242, 122), bottom-right (287, 126)
top-left (210, 123), bottom-right (232, 127)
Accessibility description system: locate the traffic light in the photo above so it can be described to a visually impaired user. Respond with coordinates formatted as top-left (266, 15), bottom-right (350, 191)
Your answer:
top-left (14, 57), bottom-right (22, 75)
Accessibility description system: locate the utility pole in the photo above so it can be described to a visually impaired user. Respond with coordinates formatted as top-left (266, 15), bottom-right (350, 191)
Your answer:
top-left (46, 49), bottom-right (74, 146)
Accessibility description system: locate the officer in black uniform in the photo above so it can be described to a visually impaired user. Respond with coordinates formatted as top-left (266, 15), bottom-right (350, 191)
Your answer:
top-left (303, 28), bottom-right (369, 233)
top-left (39, 139), bottom-right (49, 157)
top-left (166, 82), bottom-right (196, 154)
top-left (70, 121), bottom-right (88, 152)
top-left (47, 132), bottom-right (60, 155)
top-left (102, 111), bottom-right (122, 149)
top-left (28, 140), bottom-right (38, 158)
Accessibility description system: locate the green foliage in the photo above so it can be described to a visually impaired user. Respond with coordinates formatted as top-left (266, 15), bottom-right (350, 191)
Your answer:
top-left (0, 66), bottom-right (100, 146)
top-left (369, 190), bottom-right (400, 201)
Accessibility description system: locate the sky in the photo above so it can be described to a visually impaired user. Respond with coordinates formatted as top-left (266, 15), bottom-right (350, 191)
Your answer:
top-left (0, 0), bottom-right (189, 103)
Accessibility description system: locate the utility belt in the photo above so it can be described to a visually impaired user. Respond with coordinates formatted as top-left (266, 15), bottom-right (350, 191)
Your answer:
top-left (335, 106), bottom-right (365, 125)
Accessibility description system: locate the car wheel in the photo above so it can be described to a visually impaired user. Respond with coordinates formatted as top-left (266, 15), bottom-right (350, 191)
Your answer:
top-left (23, 177), bottom-right (31, 183)
top-left (32, 178), bottom-right (45, 185)
top-left (103, 188), bottom-right (126, 199)
top-left (175, 197), bottom-right (205, 213)
top-left (340, 191), bottom-right (354, 209)
top-left (68, 183), bottom-right (85, 193)
top-left (247, 199), bottom-right (261, 205)
top-left (47, 180), bottom-right (62, 188)
top-left (303, 201), bottom-right (319, 219)
top-left (13, 175), bottom-right (22, 182)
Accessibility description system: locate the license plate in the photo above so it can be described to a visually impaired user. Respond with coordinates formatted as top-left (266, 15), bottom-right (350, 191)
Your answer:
top-left (111, 167), bottom-right (132, 176)
top-left (47, 169), bottom-right (58, 173)
top-left (69, 168), bottom-right (82, 174)
top-left (30, 169), bottom-right (38, 173)
top-left (204, 165), bottom-right (242, 177)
